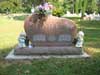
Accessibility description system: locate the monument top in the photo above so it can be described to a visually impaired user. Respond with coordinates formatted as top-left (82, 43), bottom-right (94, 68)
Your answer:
top-left (24, 13), bottom-right (77, 46)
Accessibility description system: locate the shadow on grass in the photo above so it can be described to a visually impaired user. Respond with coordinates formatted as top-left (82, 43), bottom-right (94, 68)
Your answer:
top-left (83, 28), bottom-right (100, 50)
top-left (0, 45), bottom-right (100, 75)
top-left (67, 17), bottom-right (81, 21)
top-left (0, 47), bottom-right (12, 60)
top-left (77, 20), bottom-right (100, 29)
top-left (13, 15), bottom-right (29, 21)
top-left (0, 55), bottom-right (100, 75)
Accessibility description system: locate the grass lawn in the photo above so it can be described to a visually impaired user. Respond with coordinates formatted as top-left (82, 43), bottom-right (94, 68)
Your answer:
top-left (0, 14), bottom-right (100, 75)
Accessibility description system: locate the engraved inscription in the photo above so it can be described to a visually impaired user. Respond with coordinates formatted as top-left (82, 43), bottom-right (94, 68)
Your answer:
top-left (58, 34), bottom-right (71, 42)
top-left (33, 34), bottom-right (46, 41)
top-left (47, 35), bottom-right (56, 41)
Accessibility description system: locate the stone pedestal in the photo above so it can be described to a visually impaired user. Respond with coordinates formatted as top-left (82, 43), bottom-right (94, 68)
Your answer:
top-left (14, 46), bottom-right (83, 55)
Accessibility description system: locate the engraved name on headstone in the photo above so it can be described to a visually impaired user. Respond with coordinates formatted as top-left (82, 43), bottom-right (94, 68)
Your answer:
top-left (47, 35), bottom-right (57, 42)
top-left (33, 34), bottom-right (46, 41)
top-left (58, 34), bottom-right (71, 42)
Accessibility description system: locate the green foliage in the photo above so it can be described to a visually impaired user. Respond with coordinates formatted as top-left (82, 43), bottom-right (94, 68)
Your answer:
top-left (86, 0), bottom-right (98, 14)
top-left (0, 0), bottom-right (23, 13)
top-left (97, 0), bottom-right (100, 14)
top-left (52, 7), bottom-right (64, 17)
top-left (51, 0), bottom-right (66, 17)
top-left (74, 0), bottom-right (98, 16)
top-left (13, 15), bottom-right (28, 21)
top-left (82, 0), bottom-right (88, 17)
top-left (0, 1), bottom-right (13, 13)
top-left (0, 0), bottom-right (100, 16)
top-left (75, 0), bottom-right (79, 14)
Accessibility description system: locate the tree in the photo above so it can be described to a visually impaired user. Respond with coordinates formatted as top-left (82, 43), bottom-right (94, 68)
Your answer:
top-left (81, 0), bottom-right (88, 17)
top-left (0, 0), bottom-right (99, 15)
top-left (86, 0), bottom-right (97, 14)
top-left (97, 0), bottom-right (100, 14)
top-left (74, 0), bottom-right (88, 17)
top-left (75, 0), bottom-right (79, 14)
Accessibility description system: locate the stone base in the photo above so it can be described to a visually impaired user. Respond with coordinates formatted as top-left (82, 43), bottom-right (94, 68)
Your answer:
top-left (5, 49), bottom-right (90, 60)
top-left (14, 46), bottom-right (83, 55)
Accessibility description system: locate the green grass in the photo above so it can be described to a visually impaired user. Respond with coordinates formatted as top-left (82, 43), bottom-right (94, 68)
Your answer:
top-left (77, 20), bottom-right (100, 53)
top-left (0, 15), bottom-right (100, 75)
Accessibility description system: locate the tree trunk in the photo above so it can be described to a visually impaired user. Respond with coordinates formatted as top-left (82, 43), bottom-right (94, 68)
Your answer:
top-left (82, 0), bottom-right (88, 18)
top-left (75, 0), bottom-right (79, 14)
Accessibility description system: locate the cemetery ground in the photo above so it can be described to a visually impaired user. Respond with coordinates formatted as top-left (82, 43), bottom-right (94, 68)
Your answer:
top-left (0, 14), bottom-right (100, 75)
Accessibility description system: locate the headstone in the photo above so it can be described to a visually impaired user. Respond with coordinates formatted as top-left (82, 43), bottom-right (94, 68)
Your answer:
top-left (24, 15), bottom-right (77, 46)
top-left (14, 14), bottom-right (83, 55)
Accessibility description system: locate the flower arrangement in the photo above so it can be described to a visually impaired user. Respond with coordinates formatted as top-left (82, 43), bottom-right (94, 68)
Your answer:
top-left (35, 2), bottom-right (53, 15)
